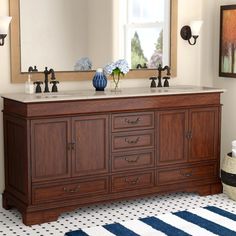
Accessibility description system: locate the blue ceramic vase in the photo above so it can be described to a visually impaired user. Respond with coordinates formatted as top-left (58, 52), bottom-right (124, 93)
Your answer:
top-left (92, 68), bottom-right (107, 91)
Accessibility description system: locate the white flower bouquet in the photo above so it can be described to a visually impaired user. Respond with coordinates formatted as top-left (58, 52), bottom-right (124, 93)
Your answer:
top-left (104, 59), bottom-right (129, 90)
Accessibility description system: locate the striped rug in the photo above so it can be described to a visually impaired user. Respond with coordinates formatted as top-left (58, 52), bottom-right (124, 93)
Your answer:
top-left (65, 206), bottom-right (236, 236)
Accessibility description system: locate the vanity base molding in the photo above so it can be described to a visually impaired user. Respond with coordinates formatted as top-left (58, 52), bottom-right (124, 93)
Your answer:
top-left (3, 182), bottom-right (222, 226)
top-left (2, 93), bottom-right (223, 225)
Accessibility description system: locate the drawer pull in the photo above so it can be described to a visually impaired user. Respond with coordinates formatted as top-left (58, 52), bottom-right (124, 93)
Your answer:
top-left (125, 156), bottom-right (140, 163)
top-left (180, 171), bottom-right (192, 177)
top-left (125, 177), bottom-right (140, 185)
top-left (63, 186), bottom-right (80, 193)
top-left (125, 117), bottom-right (140, 125)
top-left (125, 137), bottom-right (140, 144)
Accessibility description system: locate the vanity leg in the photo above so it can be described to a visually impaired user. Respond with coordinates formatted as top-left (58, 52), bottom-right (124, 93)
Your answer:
top-left (2, 192), bottom-right (13, 210)
top-left (23, 210), bottom-right (60, 226)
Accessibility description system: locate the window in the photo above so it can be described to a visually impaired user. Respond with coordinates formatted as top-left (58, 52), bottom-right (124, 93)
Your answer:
top-left (119, 0), bottom-right (170, 69)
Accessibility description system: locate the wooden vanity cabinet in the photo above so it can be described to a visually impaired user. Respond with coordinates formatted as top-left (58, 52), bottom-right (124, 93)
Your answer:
top-left (157, 107), bottom-right (219, 165)
top-left (31, 115), bottom-right (109, 182)
top-left (71, 115), bottom-right (109, 177)
top-left (2, 93), bottom-right (223, 225)
top-left (31, 118), bottom-right (71, 182)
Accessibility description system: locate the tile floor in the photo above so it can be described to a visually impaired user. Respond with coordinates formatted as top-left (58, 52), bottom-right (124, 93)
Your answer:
top-left (0, 192), bottom-right (236, 236)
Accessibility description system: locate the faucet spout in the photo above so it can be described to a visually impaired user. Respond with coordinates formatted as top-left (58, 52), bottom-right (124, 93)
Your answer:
top-left (44, 67), bottom-right (55, 93)
top-left (157, 64), bottom-right (171, 87)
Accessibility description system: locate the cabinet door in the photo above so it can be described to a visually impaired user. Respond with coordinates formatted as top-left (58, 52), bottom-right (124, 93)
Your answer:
top-left (189, 107), bottom-right (219, 161)
top-left (31, 118), bottom-right (71, 182)
top-left (71, 115), bottom-right (109, 177)
top-left (157, 110), bottom-right (188, 165)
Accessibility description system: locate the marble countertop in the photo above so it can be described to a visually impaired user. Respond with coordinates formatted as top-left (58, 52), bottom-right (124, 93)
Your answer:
top-left (1, 86), bottom-right (225, 103)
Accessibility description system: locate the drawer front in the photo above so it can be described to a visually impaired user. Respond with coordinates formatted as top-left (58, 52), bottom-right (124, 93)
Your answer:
top-left (112, 171), bottom-right (154, 192)
top-left (32, 177), bottom-right (108, 204)
top-left (112, 150), bottom-right (154, 172)
top-left (112, 112), bottom-right (154, 131)
top-left (157, 164), bottom-right (217, 185)
top-left (112, 130), bottom-right (154, 152)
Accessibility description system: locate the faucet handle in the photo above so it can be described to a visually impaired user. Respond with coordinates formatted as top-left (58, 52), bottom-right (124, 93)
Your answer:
top-left (163, 76), bottom-right (170, 87)
top-left (28, 66), bottom-right (38, 72)
top-left (33, 81), bottom-right (43, 93)
top-left (149, 77), bottom-right (157, 88)
top-left (50, 80), bottom-right (59, 92)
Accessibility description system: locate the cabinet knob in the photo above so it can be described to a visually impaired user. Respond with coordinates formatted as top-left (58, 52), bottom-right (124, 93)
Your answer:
top-left (71, 142), bottom-right (76, 150)
top-left (67, 143), bottom-right (76, 150)
top-left (186, 131), bottom-right (192, 139)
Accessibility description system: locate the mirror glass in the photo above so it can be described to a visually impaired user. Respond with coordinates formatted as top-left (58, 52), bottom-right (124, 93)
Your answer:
top-left (19, 0), bottom-right (171, 72)
top-left (10, 0), bottom-right (177, 82)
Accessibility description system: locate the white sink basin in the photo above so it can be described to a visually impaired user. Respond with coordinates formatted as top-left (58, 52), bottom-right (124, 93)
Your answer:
top-left (34, 93), bottom-right (71, 99)
top-left (164, 86), bottom-right (197, 90)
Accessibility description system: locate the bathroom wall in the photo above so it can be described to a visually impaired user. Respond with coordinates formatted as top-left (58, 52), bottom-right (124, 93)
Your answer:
top-left (20, 0), bottom-right (115, 71)
top-left (20, 0), bottom-right (88, 71)
top-left (212, 0), bottom-right (236, 159)
top-left (0, 0), bottom-right (208, 193)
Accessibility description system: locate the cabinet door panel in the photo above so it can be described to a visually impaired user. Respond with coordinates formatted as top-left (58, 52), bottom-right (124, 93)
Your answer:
top-left (72, 115), bottom-right (109, 177)
top-left (157, 110), bottom-right (188, 164)
top-left (189, 107), bottom-right (219, 161)
top-left (31, 118), bottom-right (71, 182)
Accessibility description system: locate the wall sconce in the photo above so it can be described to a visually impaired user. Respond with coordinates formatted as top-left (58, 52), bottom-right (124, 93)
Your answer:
top-left (180, 20), bottom-right (203, 45)
top-left (0, 16), bottom-right (12, 46)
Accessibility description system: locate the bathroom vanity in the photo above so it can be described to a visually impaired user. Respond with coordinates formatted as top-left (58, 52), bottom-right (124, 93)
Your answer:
top-left (2, 87), bottom-right (224, 225)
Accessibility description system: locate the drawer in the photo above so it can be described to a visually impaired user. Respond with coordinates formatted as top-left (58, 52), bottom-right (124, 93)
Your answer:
top-left (112, 150), bottom-right (154, 172)
top-left (32, 177), bottom-right (108, 204)
top-left (157, 163), bottom-right (217, 185)
top-left (112, 130), bottom-right (154, 152)
top-left (112, 112), bottom-right (154, 131)
top-left (112, 171), bottom-right (154, 192)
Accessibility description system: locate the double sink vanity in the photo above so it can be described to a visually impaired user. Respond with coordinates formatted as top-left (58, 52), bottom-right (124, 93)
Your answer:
top-left (2, 86), bottom-right (224, 225)
top-left (4, 0), bottom-right (224, 227)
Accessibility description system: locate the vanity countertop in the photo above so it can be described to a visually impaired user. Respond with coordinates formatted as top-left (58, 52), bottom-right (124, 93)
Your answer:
top-left (1, 86), bottom-right (225, 103)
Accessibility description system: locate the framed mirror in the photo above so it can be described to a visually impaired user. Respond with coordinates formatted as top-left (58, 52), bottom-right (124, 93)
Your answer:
top-left (9, 0), bottom-right (178, 83)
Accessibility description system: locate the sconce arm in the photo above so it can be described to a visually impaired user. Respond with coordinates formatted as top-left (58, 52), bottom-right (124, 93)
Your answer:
top-left (188, 35), bottom-right (199, 46)
top-left (0, 34), bottom-right (7, 46)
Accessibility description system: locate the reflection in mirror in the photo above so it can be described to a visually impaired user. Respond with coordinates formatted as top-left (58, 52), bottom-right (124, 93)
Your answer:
top-left (10, 0), bottom-right (177, 82)
top-left (20, 0), bottom-right (170, 72)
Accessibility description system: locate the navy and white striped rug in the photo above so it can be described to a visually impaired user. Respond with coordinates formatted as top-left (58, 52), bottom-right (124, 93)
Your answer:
top-left (65, 206), bottom-right (236, 236)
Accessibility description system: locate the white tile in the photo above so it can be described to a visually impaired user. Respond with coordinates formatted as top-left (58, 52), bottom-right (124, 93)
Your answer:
top-left (0, 193), bottom-right (235, 236)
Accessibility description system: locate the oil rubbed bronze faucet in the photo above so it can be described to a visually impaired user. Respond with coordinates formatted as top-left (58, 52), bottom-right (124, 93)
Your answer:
top-left (157, 64), bottom-right (171, 87)
top-left (43, 67), bottom-right (56, 93)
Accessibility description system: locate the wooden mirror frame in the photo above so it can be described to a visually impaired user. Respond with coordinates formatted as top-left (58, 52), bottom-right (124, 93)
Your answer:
top-left (9, 0), bottom-right (178, 83)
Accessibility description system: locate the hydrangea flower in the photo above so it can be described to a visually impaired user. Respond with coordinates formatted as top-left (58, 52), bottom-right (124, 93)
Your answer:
top-left (103, 59), bottom-right (129, 90)
top-left (104, 59), bottom-right (129, 76)
top-left (74, 57), bottom-right (92, 71)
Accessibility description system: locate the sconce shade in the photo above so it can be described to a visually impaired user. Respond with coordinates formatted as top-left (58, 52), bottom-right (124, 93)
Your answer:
top-left (0, 16), bottom-right (12, 46)
top-left (0, 16), bottom-right (12, 34)
top-left (189, 20), bottom-right (203, 36)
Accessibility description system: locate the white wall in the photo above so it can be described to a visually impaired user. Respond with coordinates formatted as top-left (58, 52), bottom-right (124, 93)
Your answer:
top-left (0, 0), bottom-right (208, 193)
top-left (20, 0), bottom-right (88, 71)
top-left (212, 0), bottom-right (236, 160)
